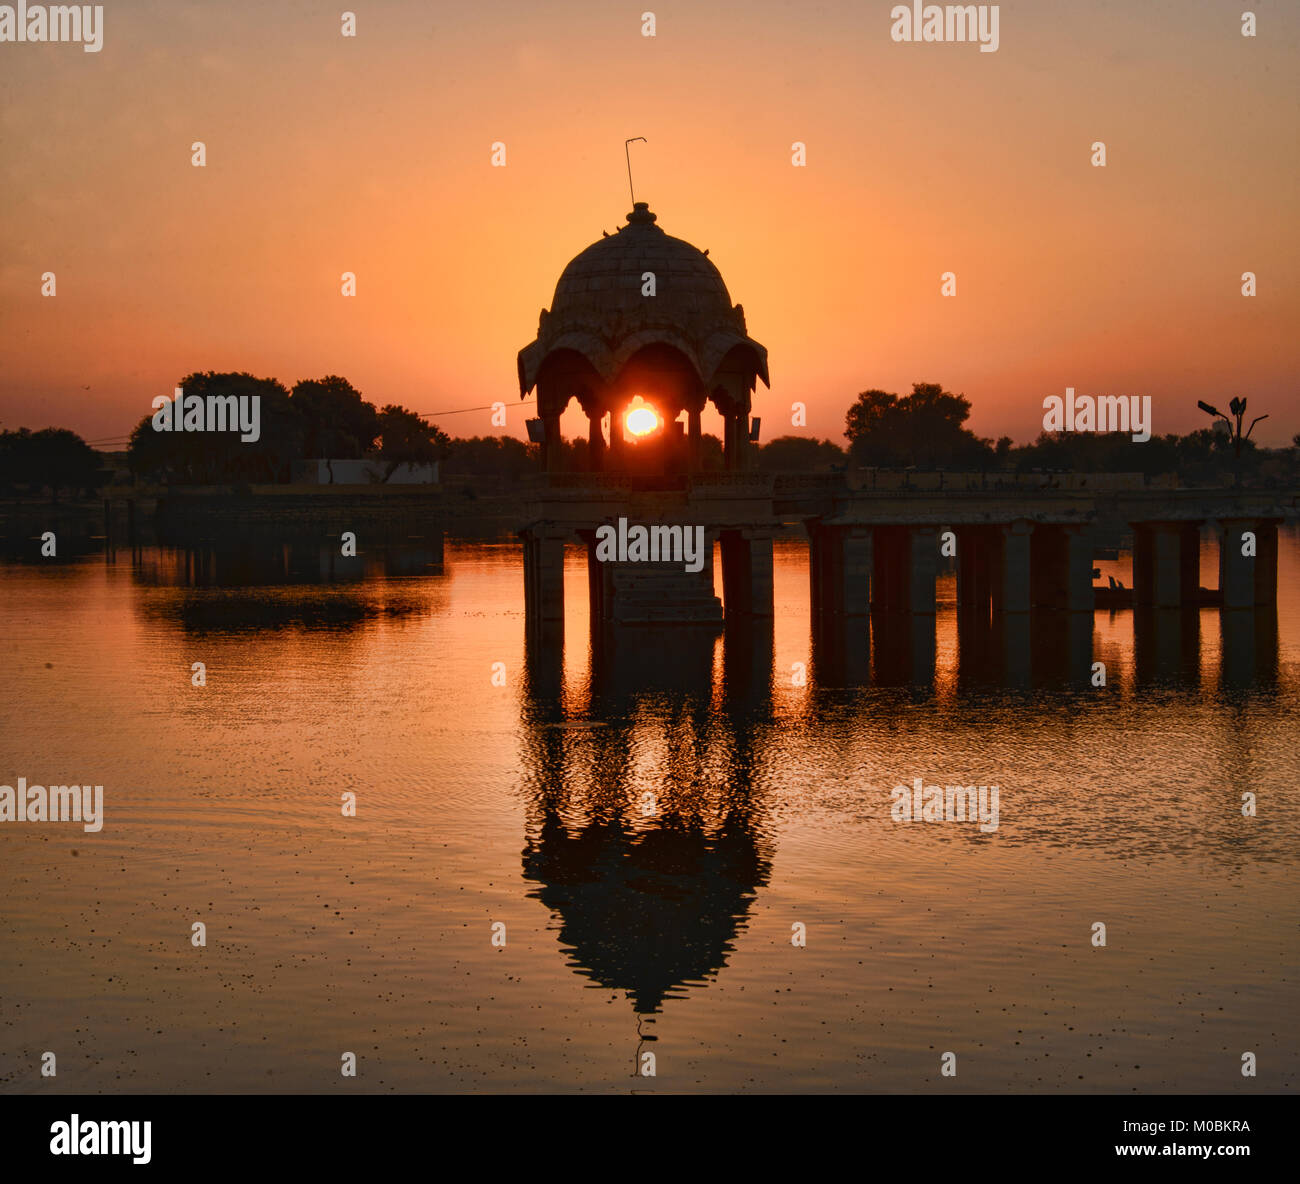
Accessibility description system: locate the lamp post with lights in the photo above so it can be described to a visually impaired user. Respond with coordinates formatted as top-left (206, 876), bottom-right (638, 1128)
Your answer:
top-left (1197, 397), bottom-right (1267, 486)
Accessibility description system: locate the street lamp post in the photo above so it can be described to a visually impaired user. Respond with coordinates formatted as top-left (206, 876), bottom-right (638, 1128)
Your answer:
top-left (1196, 397), bottom-right (1268, 485)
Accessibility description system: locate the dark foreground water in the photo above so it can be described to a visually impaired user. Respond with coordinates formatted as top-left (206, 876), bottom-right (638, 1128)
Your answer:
top-left (1, 532), bottom-right (1298, 1093)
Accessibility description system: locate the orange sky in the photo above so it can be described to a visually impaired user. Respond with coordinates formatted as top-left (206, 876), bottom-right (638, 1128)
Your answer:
top-left (1, 0), bottom-right (1297, 449)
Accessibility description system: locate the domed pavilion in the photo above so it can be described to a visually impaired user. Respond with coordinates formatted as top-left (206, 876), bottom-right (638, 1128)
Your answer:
top-left (517, 202), bottom-right (768, 473)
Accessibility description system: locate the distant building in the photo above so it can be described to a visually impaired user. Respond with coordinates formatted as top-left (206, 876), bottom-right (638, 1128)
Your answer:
top-left (292, 459), bottom-right (438, 485)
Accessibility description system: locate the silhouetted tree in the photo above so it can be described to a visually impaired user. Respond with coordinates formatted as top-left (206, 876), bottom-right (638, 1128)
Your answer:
top-left (442, 436), bottom-right (535, 480)
top-left (0, 427), bottom-right (102, 500)
top-left (374, 405), bottom-right (449, 481)
top-left (291, 376), bottom-right (380, 470)
top-left (128, 372), bottom-right (300, 483)
top-left (845, 383), bottom-right (994, 468)
top-left (757, 435), bottom-right (847, 472)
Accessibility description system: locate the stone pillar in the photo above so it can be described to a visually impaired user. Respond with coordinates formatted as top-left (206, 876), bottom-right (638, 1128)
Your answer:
top-left (808, 522), bottom-right (827, 616)
top-left (1216, 518), bottom-right (1275, 609)
top-left (587, 412), bottom-right (605, 472)
top-left (608, 412), bottom-right (626, 468)
top-left (874, 526), bottom-right (912, 612)
top-left (842, 526), bottom-right (873, 617)
top-left (522, 526), bottom-right (566, 626)
top-left (809, 523), bottom-right (872, 618)
top-left (1218, 520), bottom-right (1252, 609)
top-left (1256, 520), bottom-right (1279, 607)
top-left (955, 526), bottom-right (978, 610)
top-left (542, 414), bottom-right (562, 472)
top-left (747, 531), bottom-right (773, 617)
top-left (994, 521), bottom-right (1033, 613)
top-left (907, 526), bottom-right (938, 614)
top-left (956, 526), bottom-right (994, 617)
top-left (721, 529), bottom-right (773, 618)
top-left (1030, 525), bottom-right (1067, 609)
top-left (722, 411), bottom-right (751, 471)
top-left (1134, 521), bottom-right (1199, 608)
top-left (1026, 524), bottom-right (1096, 611)
top-left (584, 530), bottom-right (610, 626)
top-left (688, 407), bottom-right (702, 471)
top-left (1064, 525), bottom-right (1095, 612)
top-left (735, 412), bottom-right (750, 471)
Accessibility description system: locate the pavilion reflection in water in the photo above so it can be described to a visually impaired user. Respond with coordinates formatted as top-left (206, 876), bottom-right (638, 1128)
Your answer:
top-left (517, 586), bottom-right (1282, 1019)
top-left (519, 623), bottom-right (774, 1016)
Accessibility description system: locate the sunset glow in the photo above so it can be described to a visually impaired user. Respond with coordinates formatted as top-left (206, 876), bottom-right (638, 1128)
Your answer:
top-left (1, 2), bottom-right (1296, 448)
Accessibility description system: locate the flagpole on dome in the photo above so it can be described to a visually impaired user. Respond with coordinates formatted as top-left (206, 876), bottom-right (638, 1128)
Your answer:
top-left (624, 137), bottom-right (646, 207)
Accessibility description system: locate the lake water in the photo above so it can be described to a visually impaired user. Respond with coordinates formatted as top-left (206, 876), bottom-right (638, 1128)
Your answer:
top-left (2, 531), bottom-right (1298, 1093)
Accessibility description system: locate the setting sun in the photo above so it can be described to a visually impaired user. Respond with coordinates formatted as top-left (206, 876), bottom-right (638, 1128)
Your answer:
top-left (626, 406), bottom-right (659, 437)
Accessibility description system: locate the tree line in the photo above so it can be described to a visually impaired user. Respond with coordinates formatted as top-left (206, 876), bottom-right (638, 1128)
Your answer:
top-left (125, 372), bottom-right (448, 485)
top-left (1, 375), bottom-right (1295, 499)
top-left (838, 382), bottom-right (1296, 486)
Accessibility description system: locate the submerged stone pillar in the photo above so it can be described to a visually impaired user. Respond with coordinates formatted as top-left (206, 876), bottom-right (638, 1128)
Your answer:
top-left (1218, 520), bottom-right (1254, 609)
top-left (907, 526), bottom-right (938, 614)
top-left (1064, 525), bottom-right (1095, 612)
top-left (1218, 518), bottom-right (1279, 608)
top-left (1133, 521), bottom-right (1200, 608)
top-left (584, 529), bottom-right (611, 626)
top-left (1256, 520), bottom-right (1280, 607)
top-left (1030, 524), bottom-right (1067, 609)
top-left (721, 529), bottom-right (773, 618)
top-left (994, 520), bottom-right (1033, 613)
top-left (808, 522), bottom-right (872, 618)
top-left (1029, 524), bottom-right (1098, 611)
top-left (522, 525), bottom-right (566, 626)
top-left (870, 526), bottom-right (911, 612)
top-left (956, 526), bottom-right (994, 617)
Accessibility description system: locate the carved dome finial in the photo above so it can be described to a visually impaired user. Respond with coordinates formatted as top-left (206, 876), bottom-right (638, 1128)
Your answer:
top-left (626, 201), bottom-right (657, 226)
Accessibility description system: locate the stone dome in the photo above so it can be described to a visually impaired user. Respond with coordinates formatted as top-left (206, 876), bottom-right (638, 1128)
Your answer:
top-left (517, 202), bottom-right (769, 396)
